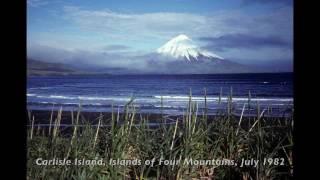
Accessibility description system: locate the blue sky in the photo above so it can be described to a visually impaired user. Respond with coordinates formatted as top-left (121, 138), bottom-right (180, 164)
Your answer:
top-left (27, 0), bottom-right (293, 71)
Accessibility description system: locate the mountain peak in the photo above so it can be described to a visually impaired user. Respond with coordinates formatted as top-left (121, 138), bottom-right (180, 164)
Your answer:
top-left (157, 34), bottom-right (223, 61)
top-left (169, 34), bottom-right (191, 42)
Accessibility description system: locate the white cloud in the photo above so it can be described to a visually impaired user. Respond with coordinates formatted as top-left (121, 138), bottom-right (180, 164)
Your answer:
top-left (62, 7), bottom-right (254, 42)
top-left (63, 6), bottom-right (205, 41)
top-left (28, 0), bottom-right (63, 7)
top-left (27, 0), bottom-right (49, 7)
top-left (62, 6), bottom-right (292, 47)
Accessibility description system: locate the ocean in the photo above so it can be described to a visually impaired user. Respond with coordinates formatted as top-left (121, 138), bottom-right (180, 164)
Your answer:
top-left (27, 73), bottom-right (293, 117)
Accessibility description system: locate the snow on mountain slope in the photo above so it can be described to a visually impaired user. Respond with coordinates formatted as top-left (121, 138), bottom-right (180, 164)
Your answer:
top-left (157, 34), bottom-right (223, 61)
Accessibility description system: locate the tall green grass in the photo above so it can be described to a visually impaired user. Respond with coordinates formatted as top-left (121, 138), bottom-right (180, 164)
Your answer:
top-left (27, 89), bottom-right (293, 179)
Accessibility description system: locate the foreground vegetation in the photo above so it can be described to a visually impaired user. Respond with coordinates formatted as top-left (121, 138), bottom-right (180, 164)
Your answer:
top-left (27, 90), bottom-right (293, 179)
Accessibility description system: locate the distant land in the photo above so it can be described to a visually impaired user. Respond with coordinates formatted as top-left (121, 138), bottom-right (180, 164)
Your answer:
top-left (27, 59), bottom-right (110, 76)
top-left (27, 58), bottom-right (291, 76)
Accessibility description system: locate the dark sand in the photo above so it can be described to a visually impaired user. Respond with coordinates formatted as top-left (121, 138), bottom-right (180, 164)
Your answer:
top-left (27, 109), bottom-right (291, 127)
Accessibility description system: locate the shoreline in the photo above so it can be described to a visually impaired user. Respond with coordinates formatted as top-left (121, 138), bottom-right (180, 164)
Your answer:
top-left (28, 109), bottom-right (292, 128)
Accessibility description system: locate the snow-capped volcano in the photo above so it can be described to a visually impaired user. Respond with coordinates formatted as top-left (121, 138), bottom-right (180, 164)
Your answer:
top-left (157, 34), bottom-right (223, 61)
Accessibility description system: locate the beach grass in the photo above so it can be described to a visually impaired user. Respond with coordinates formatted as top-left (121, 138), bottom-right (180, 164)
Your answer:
top-left (27, 90), bottom-right (293, 179)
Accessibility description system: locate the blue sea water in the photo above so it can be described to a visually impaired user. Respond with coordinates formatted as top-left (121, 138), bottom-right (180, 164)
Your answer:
top-left (27, 73), bottom-right (293, 116)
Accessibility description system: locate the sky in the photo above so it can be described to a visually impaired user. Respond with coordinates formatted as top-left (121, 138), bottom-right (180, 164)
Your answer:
top-left (27, 0), bottom-right (293, 71)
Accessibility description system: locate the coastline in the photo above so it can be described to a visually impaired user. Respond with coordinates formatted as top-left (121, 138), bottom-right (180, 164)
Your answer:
top-left (28, 109), bottom-right (292, 128)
